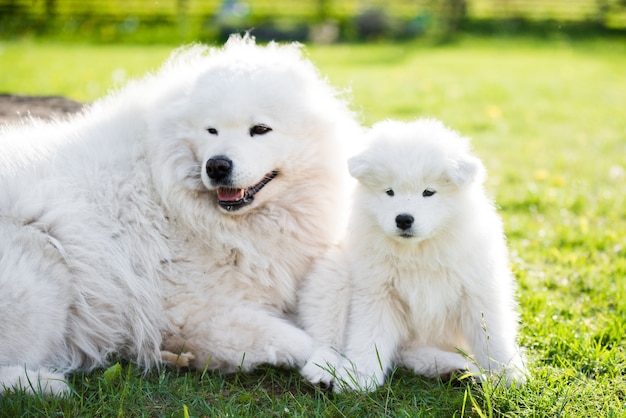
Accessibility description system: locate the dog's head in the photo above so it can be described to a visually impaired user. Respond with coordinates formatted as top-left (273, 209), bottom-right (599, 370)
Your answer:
top-left (348, 118), bottom-right (485, 242)
top-left (149, 34), bottom-right (356, 216)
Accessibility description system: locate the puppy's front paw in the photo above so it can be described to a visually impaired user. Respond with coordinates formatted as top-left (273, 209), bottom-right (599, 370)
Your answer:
top-left (333, 363), bottom-right (383, 393)
top-left (502, 362), bottom-right (528, 387)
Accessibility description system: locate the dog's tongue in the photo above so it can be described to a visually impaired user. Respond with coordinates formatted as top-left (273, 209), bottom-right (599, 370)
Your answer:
top-left (217, 188), bottom-right (245, 202)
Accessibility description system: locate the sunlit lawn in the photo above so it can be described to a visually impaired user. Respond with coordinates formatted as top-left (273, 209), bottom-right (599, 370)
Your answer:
top-left (0, 36), bottom-right (625, 416)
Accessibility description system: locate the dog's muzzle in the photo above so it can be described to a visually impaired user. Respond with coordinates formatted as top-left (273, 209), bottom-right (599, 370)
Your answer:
top-left (215, 171), bottom-right (278, 212)
top-left (205, 156), bottom-right (278, 212)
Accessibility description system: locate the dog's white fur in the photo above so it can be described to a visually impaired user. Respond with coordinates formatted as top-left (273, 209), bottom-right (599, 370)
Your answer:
top-left (299, 118), bottom-right (527, 391)
top-left (0, 35), bottom-right (359, 395)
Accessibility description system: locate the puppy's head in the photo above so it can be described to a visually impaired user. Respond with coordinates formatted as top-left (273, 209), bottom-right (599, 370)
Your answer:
top-left (348, 118), bottom-right (485, 242)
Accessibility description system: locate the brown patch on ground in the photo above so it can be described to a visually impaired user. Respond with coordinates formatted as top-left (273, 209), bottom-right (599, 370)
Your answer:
top-left (0, 94), bottom-right (84, 124)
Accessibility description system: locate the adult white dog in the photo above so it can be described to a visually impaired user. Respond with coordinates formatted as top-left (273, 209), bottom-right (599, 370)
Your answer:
top-left (0, 34), bottom-right (358, 396)
top-left (299, 118), bottom-right (527, 391)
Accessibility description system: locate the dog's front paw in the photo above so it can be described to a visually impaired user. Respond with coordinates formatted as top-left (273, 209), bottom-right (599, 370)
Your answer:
top-left (160, 350), bottom-right (195, 368)
top-left (272, 328), bottom-right (315, 369)
top-left (300, 347), bottom-right (341, 388)
top-left (0, 366), bottom-right (71, 397)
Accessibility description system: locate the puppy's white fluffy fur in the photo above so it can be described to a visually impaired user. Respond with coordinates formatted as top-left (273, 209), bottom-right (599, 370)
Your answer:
top-left (0, 35), bottom-right (358, 395)
top-left (299, 118), bottom-right (527, 391)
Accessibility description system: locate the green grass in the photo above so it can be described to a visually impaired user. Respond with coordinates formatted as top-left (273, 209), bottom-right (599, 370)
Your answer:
top-left (1, 36), bottom-right (625, 416)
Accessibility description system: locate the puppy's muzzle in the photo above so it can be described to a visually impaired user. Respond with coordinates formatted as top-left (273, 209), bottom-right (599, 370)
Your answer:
top-left (395, 214), bottom-right (414, 231)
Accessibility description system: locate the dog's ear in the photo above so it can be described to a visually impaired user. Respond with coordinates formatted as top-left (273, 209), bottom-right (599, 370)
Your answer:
top-left (347, 153), bottom-right (370, 179)
top-left (446, 154), bottom-right (486, 187)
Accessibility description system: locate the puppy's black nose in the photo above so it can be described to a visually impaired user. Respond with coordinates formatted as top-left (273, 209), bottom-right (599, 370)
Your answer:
top-left (206, 156), bottom-right (232, 182)
top-left (395, 214), bottom-right (414, 230)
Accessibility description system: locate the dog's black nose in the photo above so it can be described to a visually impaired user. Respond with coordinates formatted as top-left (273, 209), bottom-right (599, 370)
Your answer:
top-left (206, 156), bottom-right (232, 182)
top-left (395, 214), bottom-right (414, 230)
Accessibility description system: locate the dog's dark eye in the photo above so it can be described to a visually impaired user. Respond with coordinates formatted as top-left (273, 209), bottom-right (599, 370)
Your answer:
top-left (385, 188), bottom-right (395, 197)
top-left (250, 124), bottom-right (272, 137)
top-left (423, 188), bottom-right (436, 197)
top-left (207, 127), bottom-right (218, 135)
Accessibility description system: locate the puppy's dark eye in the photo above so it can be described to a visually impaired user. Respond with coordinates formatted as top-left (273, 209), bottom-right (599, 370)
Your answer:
top-left (250, 124), bottom-right (272, 137)
top-left (385, 188), bottom-right (395, 197)
top-left (423, 188), bottom-right (436, 197)
top-left (207, 127), bottom-right (218, 135)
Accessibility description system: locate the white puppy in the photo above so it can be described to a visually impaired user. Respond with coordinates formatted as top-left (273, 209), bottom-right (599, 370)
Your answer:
top-left (0, 34), bottom-right (358, 396)
top-left (299, 118), bottom-right (527, 391)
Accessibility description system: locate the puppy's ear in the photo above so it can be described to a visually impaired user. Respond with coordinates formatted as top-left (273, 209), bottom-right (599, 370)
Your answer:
top-left (347, 153), bottom-right (370, 179)
top-left (447, 154), bottom-right (486, 187)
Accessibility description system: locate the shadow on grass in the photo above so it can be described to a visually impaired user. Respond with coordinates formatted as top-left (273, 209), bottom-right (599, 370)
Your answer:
top-left (0, 362), bottom-right (490, 416)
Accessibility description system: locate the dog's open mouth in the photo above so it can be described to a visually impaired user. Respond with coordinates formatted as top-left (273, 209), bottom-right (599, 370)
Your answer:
top-left (216, 171), bottom-right (278, 211)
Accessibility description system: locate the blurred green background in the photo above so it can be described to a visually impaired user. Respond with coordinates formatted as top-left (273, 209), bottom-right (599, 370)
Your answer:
top-left (1, 0), bottom-right (626, 43)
